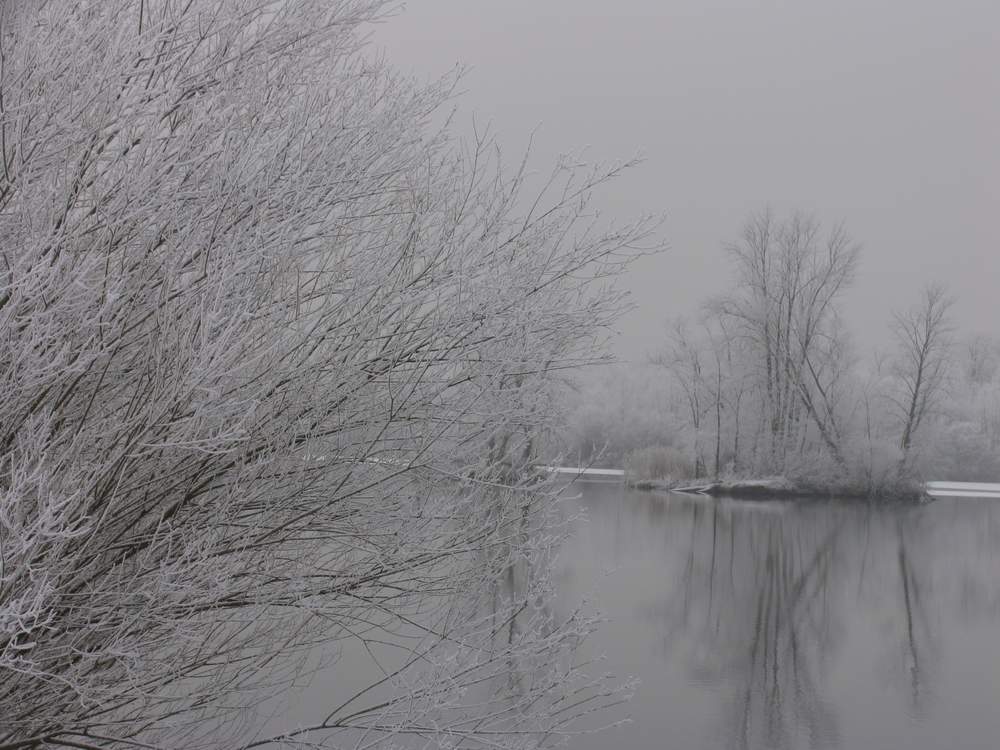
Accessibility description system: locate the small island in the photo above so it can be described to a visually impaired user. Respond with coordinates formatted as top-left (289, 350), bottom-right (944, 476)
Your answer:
top-left (555, 212), bottom-right (999, 504)
top-left (628, 475), bottom-right (926, 502)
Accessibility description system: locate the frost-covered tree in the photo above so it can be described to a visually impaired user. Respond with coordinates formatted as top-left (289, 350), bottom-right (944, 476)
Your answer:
top-left (888, 284), bottom-right (954, 472)
top-left (643, 210), bottom-right (872, 486)
top-left (720, 209), bottom-right (859, 473)
top-left (0, 2), bottom-right (652, 747)
top-left (651, 320), bottom-right (711, 478)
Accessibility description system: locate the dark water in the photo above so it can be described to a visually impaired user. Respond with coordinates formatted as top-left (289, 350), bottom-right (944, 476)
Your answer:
top-left (557, 483), bottom-right (1000, 750)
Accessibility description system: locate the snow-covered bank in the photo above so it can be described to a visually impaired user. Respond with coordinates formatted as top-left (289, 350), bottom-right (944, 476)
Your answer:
top-left (627, 475), bottom-right (925, 501)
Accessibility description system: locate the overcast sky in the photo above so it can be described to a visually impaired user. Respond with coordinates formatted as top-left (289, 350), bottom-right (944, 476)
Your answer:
top-left (375, 1), bottom-right (999, 362)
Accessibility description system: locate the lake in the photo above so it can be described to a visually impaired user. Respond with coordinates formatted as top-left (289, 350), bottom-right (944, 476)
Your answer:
top-left (556, 482), bottom-right (1000, 750)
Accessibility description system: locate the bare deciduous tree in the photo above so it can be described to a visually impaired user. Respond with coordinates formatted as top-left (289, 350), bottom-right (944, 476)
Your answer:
top-left (721, 209), bottom-right (860, 473)
top-left (0, 2), bottom-right (654, 747)
top-left (889, 284), bottom-right (955, 472)
top-left (653, 320), bottom-right (710, 478)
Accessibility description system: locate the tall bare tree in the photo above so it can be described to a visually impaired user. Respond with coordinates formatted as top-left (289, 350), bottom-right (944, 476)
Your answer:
top-left (889, 284), bottom-right (954, 472)
top-left (721, 209), bottom-right (860, 473)
top-left (653, 320), bottom-right (710, 477)
top-left (700, 310), bottom-right (753, 477)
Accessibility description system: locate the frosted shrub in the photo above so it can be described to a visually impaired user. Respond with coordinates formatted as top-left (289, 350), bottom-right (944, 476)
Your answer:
top-left (624, 445), bottom-right (694, 482)
top-left (0, 2), bottom-right (653, 747)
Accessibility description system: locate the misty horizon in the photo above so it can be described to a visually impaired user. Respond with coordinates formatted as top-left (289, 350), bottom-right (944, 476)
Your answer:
top-left (376, 0), bottom-right (999, 361)
top-left (5, 4), bottom-right (998, 749)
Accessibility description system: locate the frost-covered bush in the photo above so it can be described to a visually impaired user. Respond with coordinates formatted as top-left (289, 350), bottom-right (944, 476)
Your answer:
top-left (624, 445), bottom-right (695, 482)
top-left (925, 421), bottom-right (1000, 482)
top-left (0, 2), bottom-right (652, 747)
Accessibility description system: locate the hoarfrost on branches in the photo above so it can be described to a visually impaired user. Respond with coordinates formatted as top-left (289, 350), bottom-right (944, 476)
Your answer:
top-left (0, 1), bottom-right (654, 747)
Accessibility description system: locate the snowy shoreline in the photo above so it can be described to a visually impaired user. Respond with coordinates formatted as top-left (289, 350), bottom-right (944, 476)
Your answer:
top-left (627, 475), bottom-right (925, 501)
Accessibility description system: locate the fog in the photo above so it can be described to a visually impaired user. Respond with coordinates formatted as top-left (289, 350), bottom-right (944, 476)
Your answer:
top-left (376, 0), bottom-right (999, 361)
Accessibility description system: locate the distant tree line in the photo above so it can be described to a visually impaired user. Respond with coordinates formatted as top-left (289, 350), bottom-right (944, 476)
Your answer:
top-left (561, 210), bottom-right (999, 493)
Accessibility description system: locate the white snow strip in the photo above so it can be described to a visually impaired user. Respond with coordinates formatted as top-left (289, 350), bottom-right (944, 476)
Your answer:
top-left (538, 466), bottom-right (625, 477)
top-left (926, 489), bottom-right (1000, 499)
top-left (925, 481), bottom-right (1000, 493)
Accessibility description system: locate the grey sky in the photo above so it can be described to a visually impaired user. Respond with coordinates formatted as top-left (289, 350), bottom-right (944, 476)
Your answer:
top-left (376, 1), bottom-right (999, 362)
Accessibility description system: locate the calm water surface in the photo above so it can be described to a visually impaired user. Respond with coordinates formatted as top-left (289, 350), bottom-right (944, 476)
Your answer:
top-left (557, 483), bottom-right (1000, 750)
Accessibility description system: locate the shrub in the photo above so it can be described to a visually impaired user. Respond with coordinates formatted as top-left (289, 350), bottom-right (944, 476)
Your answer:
top-left (624, 444), bottom-right (695, 482)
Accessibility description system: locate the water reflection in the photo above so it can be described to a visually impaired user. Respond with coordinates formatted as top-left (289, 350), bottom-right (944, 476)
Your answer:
top-left (659, 501), bottom-right (845, 749)
top-left (559, 486), bottom-right (1000, 750)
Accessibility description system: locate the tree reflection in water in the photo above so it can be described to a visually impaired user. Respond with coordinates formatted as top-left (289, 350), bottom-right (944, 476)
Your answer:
top-left (653, 499), bottom-right (844, 749)
top-left (647, 494), bottom-right (1000, 749)
top-left (889, 514), bottom-right (936, 717)
top-left (556, 486), bottom-right (1000, 750)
